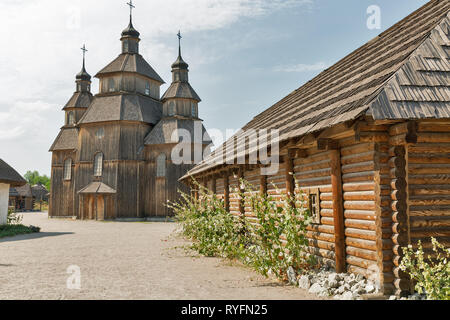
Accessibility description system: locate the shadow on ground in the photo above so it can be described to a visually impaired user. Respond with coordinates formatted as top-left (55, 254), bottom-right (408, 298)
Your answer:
top-left (0, 232), bottom-right (74, 243)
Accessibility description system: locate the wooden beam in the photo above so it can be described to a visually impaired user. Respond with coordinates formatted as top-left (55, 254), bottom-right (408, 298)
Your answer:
top-left (223, 172), bottom-right (229, 211)
top-left (285, 151), bottom-right (295, 196)
top-left (330, 149), bottom-right (345, 273)
top-left (260, 175), bottom-right (267, 195)
top-left (238, 167), bottom-right (245, 216)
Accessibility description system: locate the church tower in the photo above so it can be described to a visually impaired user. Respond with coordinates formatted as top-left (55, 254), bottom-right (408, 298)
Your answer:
top-left (49, 46), bottom-right (93, 217)
top-left (144, 32), bottom-right (211, 216)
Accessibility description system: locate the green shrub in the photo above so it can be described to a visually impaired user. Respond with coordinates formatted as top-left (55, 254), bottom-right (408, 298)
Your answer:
top-left (399, 237), bottom-right (450, 300)
top-left (0, 224), bottom-right (40, 239)
top-left (171, 178), bottom-right (315, 281)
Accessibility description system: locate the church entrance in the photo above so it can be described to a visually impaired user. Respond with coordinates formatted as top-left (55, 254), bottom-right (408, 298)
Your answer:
top-left (81, 195), bottom-right (105, 220)
top-left (78, 182), bottom-right (116, 220)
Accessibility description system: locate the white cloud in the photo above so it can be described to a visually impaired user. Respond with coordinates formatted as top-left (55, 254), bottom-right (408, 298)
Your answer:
top-left (273, 61), bottom-right (328, 72)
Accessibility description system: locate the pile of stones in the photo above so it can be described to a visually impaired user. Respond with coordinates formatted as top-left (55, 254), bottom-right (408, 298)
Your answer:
top-left (288, 266), bottom-right (428, 300)
top-left (287, 266), bottom-right (378, 300)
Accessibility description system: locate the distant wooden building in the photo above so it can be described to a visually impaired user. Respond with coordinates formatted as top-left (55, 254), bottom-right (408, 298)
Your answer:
top-left (9, 184), bottom-right (34, 212)
top-left (182, 0), bottom-right (450, 296)
top-left (49, 13), bottom-right (210, 220)
top-left (0, 159), bottom-right (26, 224)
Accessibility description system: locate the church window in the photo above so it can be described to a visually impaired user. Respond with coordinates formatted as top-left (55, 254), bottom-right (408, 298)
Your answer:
top-left (95, 128), bottom-right (104, 139)
top-left (145, 82), bottom-right (150, 95)
top-left (168, 102), bottom-right (175, 116)
top-left (123, 41), bottom-right (129, 52)
top-left (191, 103), bottom-right (197, 117)
top-left (94, 153), bottom-right (103, 177)
top-left (67, 111), bottom-right (75, 125)
top-left (63, 158), bottom-right (72, 181)
top-left (77, 84), bottom-right (81, 92)
top-left (156, 153), bottom-right (166, 177)
top-left (108, 78), bottom-right (115, 92)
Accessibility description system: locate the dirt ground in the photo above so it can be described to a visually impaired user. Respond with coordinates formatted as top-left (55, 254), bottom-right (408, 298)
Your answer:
top-left (0, 212), bottom-right (323, 300)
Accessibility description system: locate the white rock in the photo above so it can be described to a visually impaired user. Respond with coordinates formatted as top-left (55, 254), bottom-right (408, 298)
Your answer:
top-left (341, 291), bottom-right (354, 300)
top-left (328, 280), bottom-right (339, 288)
top-left (308, 283), bottom-right (325, 294)
top-left (298, 275), bottom-right (311, 290)
top-left (365, 284), bottom-right (376, 294)
top-left (287, 267), bottom-right (297, 285)
top-left (389, 295), bottom-right (397, 300)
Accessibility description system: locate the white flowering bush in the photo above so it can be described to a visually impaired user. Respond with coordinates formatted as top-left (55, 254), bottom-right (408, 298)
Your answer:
top-left (399, 237), bottom-right (450, 300)
top-left (171, 178), bottom-right (315, 281)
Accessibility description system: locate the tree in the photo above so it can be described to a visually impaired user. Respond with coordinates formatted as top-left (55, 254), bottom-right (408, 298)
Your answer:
top-left (24, 171), bottom-right (51, 191)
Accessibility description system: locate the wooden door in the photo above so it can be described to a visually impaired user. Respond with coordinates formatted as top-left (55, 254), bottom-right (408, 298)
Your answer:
top-left (97, 196), bottom-right (104, 221)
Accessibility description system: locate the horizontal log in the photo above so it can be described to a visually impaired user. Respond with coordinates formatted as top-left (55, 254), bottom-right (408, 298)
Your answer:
top-left (388, 157), bottom-right (406, 169)
top-left (342, 171), bottom-right (375, 183)
top-left (390, 178), bottom-right (406, 191)
top-left (409, 185), bottom-right (450, 196)
top-left (341, 151), bottom-right (375, 165)
top-left (346, 246), bottom-right (377, 261)
top-left (409, 198), bottom-right (450, 206)
top-left (410, 228), bottom-right (450, 238)
top-left (408, 164), bottom-right (450, 175)
top-left (391, 200), bottom-right (407, 212)
top-left (410, 217), bottom-right (450, 229)
top-left (392, 211), bottom-right (408, 224)
top-left (306, 231), bottom-right (335, 243)
top-left (417, 133), bottom-right (450, 143)
top-left (345, 228), bottom-right (377, 241)
top-left (409, 205), bottom-right (450, 217)
top-left (342, 162), bottom-right (375, 174)
top-left (389, 133), bottom-right (417, 146)
top-left (359, 132), bottom-right (389, 143)
top-left (307, 224), bottom-right (334, 234)
top-left (392, 222), bottom-right (408, 234)
top-left (392, 233), bottom-right (408, 246)
top-left (409, 155), bottom-right (450, 164)
top-left (344, 201), bottom-right (375, 210)
top-left (408, 143), bottom-right (450, 154)
top-left (394, 279), bottom-right (411, 291)
top-left (417, 123), bottom-right (450, 133)
top-left (343, 182), bottom-right (376, 191)
top-left (389, 146), bottom-right (405, 157)
top-left (346, 255), bottom-right (376, 269)
top-left (345, 237), bottom-right (377, 251)
top-left (344, 209), bottom-right (376, 220)
top-left (390, 167), bottom-right (406, 179)
top-left (391, 190), bottom-right (407, 201)
top-left (345, 219), bottom-right (376, 231)
top-left (343, 191), bottom-right (375, 201)
top-left (408, 174), bottom-right (450, 185)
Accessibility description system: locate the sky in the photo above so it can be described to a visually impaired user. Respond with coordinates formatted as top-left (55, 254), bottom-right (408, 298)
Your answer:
top-left (0, 0), bottom-right (430, 176)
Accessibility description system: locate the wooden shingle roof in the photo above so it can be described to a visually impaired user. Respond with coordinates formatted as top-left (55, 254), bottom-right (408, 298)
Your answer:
top-left (49, 127), bottom-right (78, 151)
top-left (95, 53), bottom-right (165, 84)
top-left (0, 159), bottom-right (26, 187)
top-left (63, 91), bottom-right (93, 110)
top-left (162, 82), bottom-right (201, 102)
top-left (79, 94), bottom-right (162, 125)
top-left (185, 0), bottom-right (450, 178)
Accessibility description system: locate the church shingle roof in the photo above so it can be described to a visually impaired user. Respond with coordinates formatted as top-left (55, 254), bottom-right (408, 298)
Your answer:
top-left (0, 159), bottom-right (26, 187)
top-left (79, 94), bottom-right (162, 125)
top-left (161, 82), bottom-right (201, 102)
top-left (63, 92), bottom-right (93, 110)
top-left (49, 127), bottom-right (78, 151)
top-left (184, 0), bottom-right (450, 178)
top-left (95, 53), bottom-right (165, 84)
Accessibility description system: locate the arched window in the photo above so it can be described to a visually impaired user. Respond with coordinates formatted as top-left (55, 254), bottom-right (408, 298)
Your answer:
top-left (191, 102), bottom-right (197, 117)
top-left (94, 153), bottom-right (103, 177)
top-left (108, 78), bottom-right (115, 92)
top-left (168, 102), bottom-right (175, 116)
top-left (64, 158), bottom-right (72, 180)
top-left (67, 111), bottom-right (75, 125)
top-left (156, 153), bottom-right (166, 177)
top-left (145, 82), bottom-right (150, 95)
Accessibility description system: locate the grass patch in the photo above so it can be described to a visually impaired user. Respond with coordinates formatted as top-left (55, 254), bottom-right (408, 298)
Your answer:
top-left (0, 224), bottom-right (40, 239)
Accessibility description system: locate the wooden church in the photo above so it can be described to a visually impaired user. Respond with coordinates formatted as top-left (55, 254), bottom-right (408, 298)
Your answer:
top-left (182, 0), bottom-right (450, 296)
top-left (49, 7), bottom-right (210, 220)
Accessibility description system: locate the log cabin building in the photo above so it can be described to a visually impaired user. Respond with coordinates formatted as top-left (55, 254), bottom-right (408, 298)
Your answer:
top-left (49, 11), bottom-right (210, 220)
top-left (182, 0), bottom-right (450, 296)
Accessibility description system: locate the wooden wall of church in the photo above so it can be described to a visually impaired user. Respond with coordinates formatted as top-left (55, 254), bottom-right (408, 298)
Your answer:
top-left (49, 150), bottom-right (76, 217)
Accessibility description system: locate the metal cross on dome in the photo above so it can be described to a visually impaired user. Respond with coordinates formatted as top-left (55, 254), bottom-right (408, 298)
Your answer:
top-left (81, 44), bottom-right (88, 58)
top-left (127, 0), bottom-right (135, 17)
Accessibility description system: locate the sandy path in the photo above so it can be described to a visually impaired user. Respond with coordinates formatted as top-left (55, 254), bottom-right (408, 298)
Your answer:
top-left (0, 212), bottom-right (322, 300)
